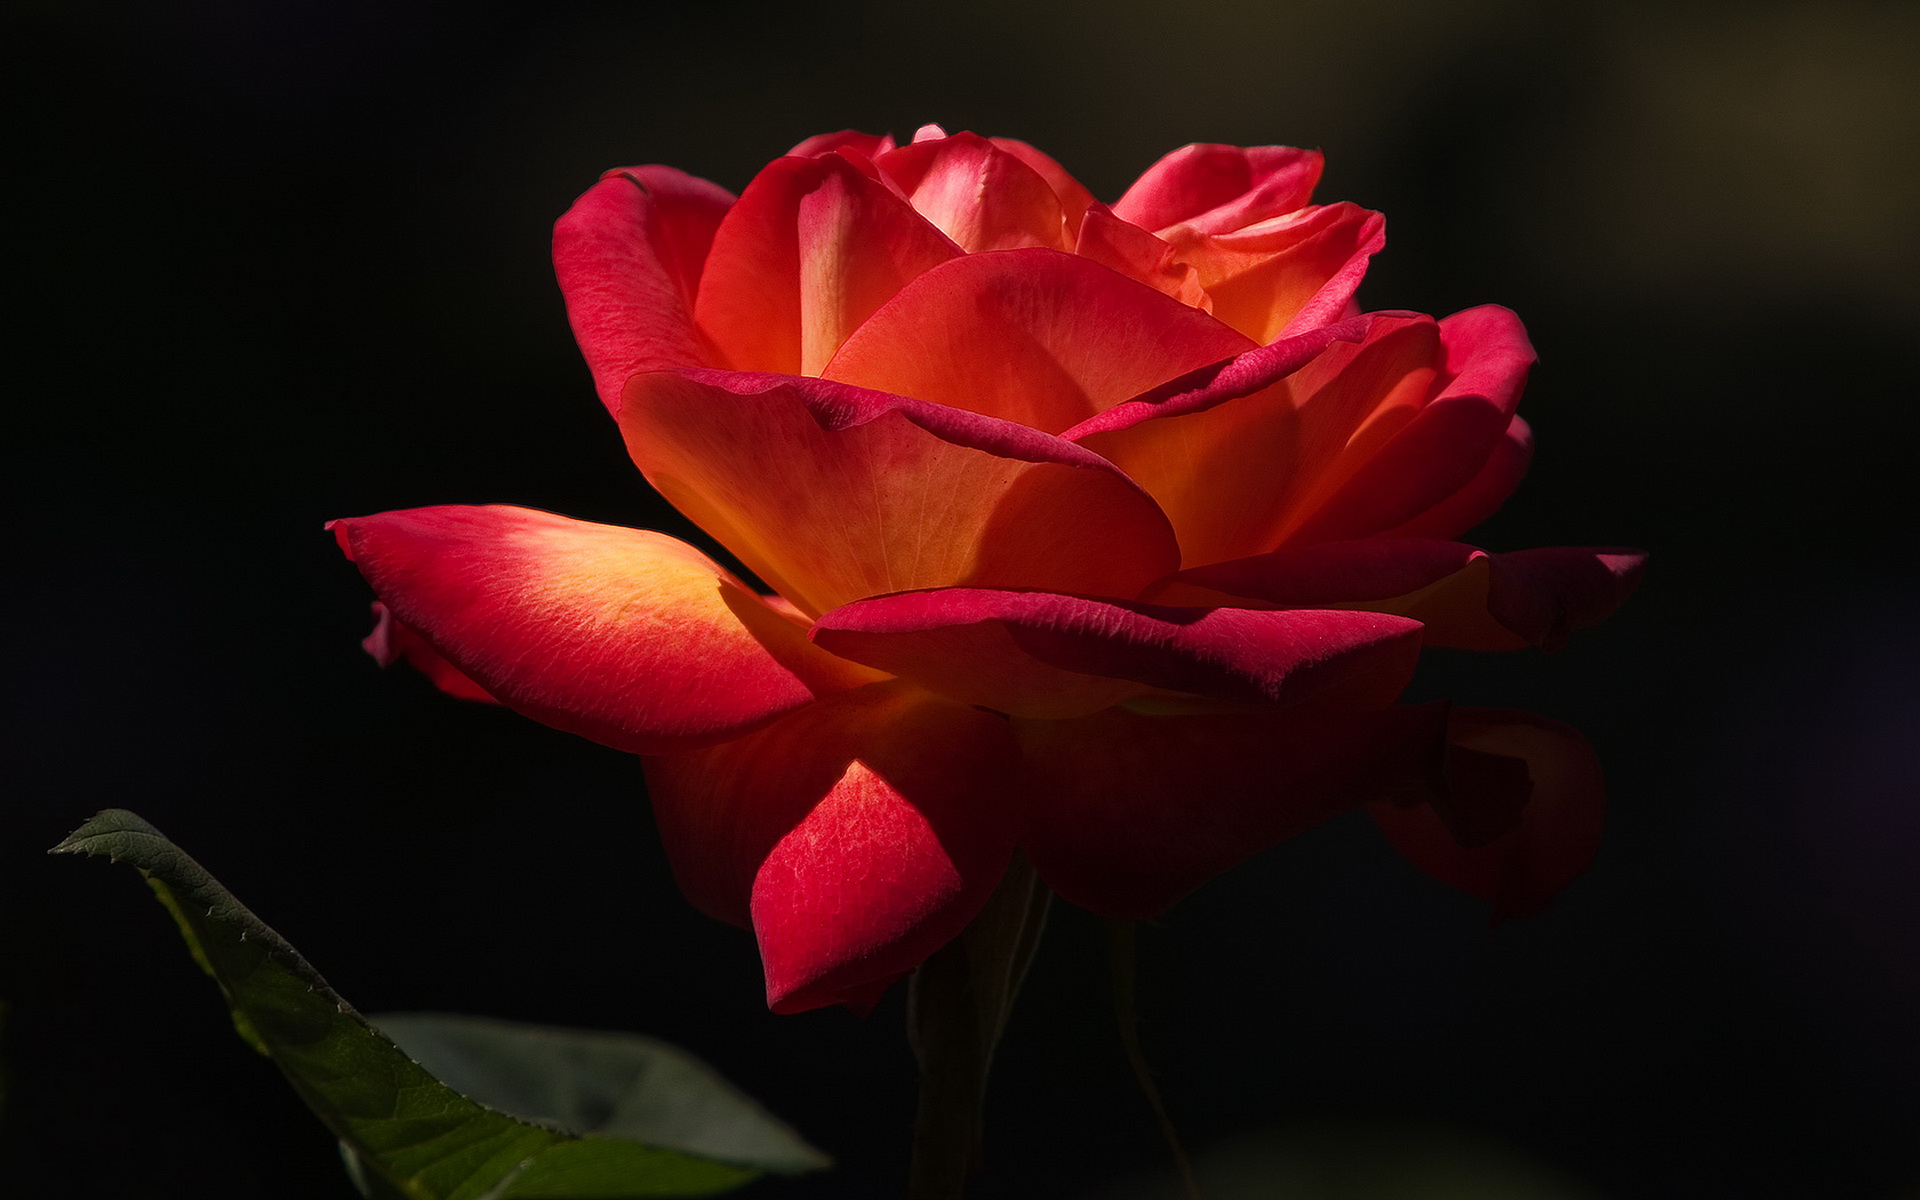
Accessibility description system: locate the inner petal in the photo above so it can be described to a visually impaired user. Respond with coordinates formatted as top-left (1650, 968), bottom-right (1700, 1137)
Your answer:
top-left (824, 248), bottom-right (1253, 435)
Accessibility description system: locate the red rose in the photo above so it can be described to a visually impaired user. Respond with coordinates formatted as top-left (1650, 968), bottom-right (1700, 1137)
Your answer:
top-left (332, 127), bottom-right (1643, 1013)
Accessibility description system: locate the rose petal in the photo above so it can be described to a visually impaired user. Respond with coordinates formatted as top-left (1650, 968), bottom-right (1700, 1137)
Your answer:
top-left (553, 166), bottom-right (735, 414)
top-left (1112, 143), bottom-right (1324, 236)
top-left (811, 588), bottom-right (1423, 718)
top-left (1164, 540), bottom-right (1649, 652)
top-left (1072, 206), bottom-right (1211, 309)
top-left (620, 369), bottom-right (1184, 615)
top-left (1168, 202), bottom-right (1385, 344)
top-left (693, 152), bottom-right (960, 375)
top-left (1015, 702), bottom-right (1450, 918)
top-left (1376, 414), bottom-right (1533, 542)
top-left (329, 506), bottom-right (875, 753)
top-left (643, 683), bottom-right (1022, 1013)
top-left (1483, 546), bottom-right (1648, 652)
top-left (787, 130), bottom-right (899, 159)
top-left (1369, 708), bottom-right (1606, 918)
top-left (824, 248), bottom-right (1254, 435)
top-left (361, 601), bottom-right (498, 703)
top-left (989, 137), bottom-right (1097, 236)
top-left (873, 132), bottom-right (1070, 252)
top-left (1285, 305), bottom-right (1536, 544)
top-left (1075, 313), bottom-right (1441, 565)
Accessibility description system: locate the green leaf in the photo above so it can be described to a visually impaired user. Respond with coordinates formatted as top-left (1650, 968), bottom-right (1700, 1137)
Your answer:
top-left (369, 1014), bottom-right (830, 1175)
top-left (52, 809), bottom-right (827, 1199)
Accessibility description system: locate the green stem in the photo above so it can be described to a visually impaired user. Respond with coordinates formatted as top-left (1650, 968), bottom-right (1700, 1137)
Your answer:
top-left (1109, 920), bottom-right (1200, 1200)
top-left (906, 855), bottom-right (1051, 1200)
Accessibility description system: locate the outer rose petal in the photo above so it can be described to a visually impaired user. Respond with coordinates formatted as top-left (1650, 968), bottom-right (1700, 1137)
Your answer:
top-left (872, 132), bottom-right (1071, 252)
top-left (554, 166), bottom-right (735, 413)
top-left (1016, 703), bottom-right (1450, 918)
top-left (1112, 143), bottom-right (1324, 236)
top-left (1076, 313), bottom-right (1443, 565)
top-left (1285, 305), bottom-right (1536, 544)
top-left (811, 588), bottom-right (1423, 718)
top-left (1162, 540), bottom-right (1649, 651)
top-left (1369, 709), bottom-right (1606, 918)
top-left (362, 601), bottom-right (498, 703)
top-left (620, 369), bottom-right (1183, 616)
top-left (693, 152), bottom-right (960, 375)
top-left (329, 506), bottom-right (876, 754)
top-left (643, 683), bottom-right (1022, 1013)
top-left (824, 248), bottom-right (1254, 435)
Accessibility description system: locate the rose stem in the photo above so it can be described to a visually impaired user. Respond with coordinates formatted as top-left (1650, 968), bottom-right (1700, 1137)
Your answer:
top-left (906, 853), bottom-right (1052, 1200)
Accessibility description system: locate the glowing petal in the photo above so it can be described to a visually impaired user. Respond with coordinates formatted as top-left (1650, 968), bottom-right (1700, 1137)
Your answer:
top-left (825, 248), bottom-right (1253, 434)
top-left (620, 369), bottom-right (1183, 615)
top-left (330, 506), bottom-right (872, 753)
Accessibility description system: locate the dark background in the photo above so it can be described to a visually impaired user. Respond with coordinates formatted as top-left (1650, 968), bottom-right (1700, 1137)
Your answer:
top-left (8, 1), bottom-right (1918, 1197)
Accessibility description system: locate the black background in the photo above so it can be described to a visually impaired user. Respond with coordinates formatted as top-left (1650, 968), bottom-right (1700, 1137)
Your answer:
top-left (8, 1), bottom-right (1918, 1197)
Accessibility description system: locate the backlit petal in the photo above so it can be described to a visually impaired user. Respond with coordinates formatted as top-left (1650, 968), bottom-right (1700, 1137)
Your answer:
top-left (329, 506), bottom-right (874, 753)
top-left (824, 248), bottom-right (1254, 434)
top-left (1170, 202), bottom-right (1385, 343)
top-left (873, 132), bottom-right (1071, 252)
top-left (1112, 143), bottom-right (1323, 236)
top-left (553, 166), bottom-right (734, 413)
top-left (643, 683), bottom-right (1022, 1012)
top-left (1076, 313), bottom-right (1440, 565)
top-left (1072, 206), bottom-right (1211, 309)
top-left (693, 153), bottom-right (960, 375)
top-left (620, 369), bottom-right (1183, 615)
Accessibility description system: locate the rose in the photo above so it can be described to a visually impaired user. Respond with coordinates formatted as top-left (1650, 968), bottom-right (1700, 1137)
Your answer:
top-left (331, 126), bottom-right (1643, 1013)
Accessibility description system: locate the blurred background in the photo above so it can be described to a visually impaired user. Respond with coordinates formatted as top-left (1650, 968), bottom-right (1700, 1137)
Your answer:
top-left (8, 1), bottom-right (1917, 1196)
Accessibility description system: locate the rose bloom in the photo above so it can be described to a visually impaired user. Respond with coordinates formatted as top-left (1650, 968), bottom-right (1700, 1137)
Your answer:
top-left (333, 126), bottom-right (1643, 1013)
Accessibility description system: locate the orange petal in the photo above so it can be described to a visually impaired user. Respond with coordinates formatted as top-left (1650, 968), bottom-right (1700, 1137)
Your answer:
top-left (1072, 206), bottom-right (1212, 309)
top-left (872, 131), bottom-right (1071, 252)
top-left (693, 152), bottom-right (959, 375)
top-left (1079, 313), bottom-right (1443, 565)
top-left (824, 248), bottom-right (1253, 434)
top-left (1171, 202), bottom-right (1385, 344)
top-left (329, 506), bottom-right (874, 753)
top-left (619, 369), bottom-right (1184, 615)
